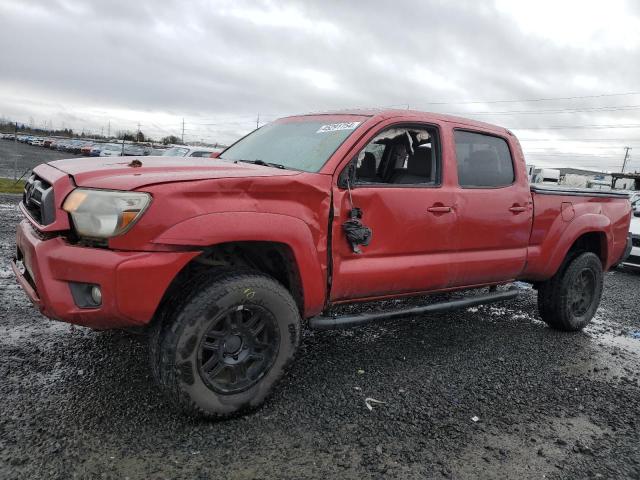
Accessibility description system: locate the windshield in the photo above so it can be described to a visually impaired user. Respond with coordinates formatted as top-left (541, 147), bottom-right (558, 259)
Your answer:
top-left (220, 117), bottom-right (366, 172)
top-left (162, 147), bottom-right (189, 156)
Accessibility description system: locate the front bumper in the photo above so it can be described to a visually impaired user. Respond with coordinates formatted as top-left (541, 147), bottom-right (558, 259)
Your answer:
top-left (13, 220), bottom-right (200, 329)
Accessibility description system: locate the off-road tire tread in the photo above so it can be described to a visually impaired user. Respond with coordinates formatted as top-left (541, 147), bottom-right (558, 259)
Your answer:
top-left (151, 270), bottom-right (301, 419)
top-left (537, 252), bottom-right (603, 332)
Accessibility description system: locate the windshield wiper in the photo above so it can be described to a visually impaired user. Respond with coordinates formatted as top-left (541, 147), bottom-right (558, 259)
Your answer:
top-left (236, 159), bottom-right (286, 169)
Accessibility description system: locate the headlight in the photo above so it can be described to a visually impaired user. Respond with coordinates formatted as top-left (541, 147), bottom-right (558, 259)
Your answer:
top-left (62, 189), bottom-right (151, 238)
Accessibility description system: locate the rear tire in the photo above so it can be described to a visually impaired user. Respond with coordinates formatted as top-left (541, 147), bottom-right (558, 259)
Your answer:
top-left (537, 252), bottom-right (603, 332)
top-left (150, 271), bottom-right (301, 418)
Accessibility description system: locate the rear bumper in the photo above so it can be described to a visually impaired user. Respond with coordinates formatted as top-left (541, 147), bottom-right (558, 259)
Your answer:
top-left (14, 220), bottom-right (200, 329)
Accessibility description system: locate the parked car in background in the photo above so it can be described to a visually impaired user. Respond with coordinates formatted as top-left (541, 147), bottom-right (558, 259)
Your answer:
top-left (90, 145), bottom-right (102, 157)
top-left (161, 145), bottom-right (220, 157)
top-left (99, 143), bottom-right (124, 157)
top-left (70, 140), bottom-right (87, 154)
top-left (149, 147), bottom-right (168, 156)
top-left (80, 144), bottom-right (94, 156)
top-left (123, 144), bottom-right (146, 156)
top-left (43, 138), bottom-right (54, 147)
top-left (31, 138), bottom-right (44, 146)
top-left (55, 140), bottom-right (70, 151)
top-left (624, 193), bottom-right (640, 269)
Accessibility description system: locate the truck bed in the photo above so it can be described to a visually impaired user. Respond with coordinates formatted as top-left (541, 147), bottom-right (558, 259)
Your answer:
top-left (530, 184), bottom-right (631, 199)
top-left (522, 186), bottom-right (631, 281)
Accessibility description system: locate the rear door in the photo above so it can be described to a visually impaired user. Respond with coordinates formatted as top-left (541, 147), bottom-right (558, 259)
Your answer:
top-left (448, 128), bottom-right (532, 286)
top-left (329, 122), bottom-right (459, 301)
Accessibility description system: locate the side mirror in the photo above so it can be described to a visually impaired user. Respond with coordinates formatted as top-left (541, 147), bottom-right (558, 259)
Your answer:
top-left (634, 205), bottom-right (640, 217)
top-left (338, 162), bottom-right (356, 189)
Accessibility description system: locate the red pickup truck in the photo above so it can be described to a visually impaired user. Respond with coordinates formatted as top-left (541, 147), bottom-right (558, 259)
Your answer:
top-left (13, 110), bottom-right (632, 417)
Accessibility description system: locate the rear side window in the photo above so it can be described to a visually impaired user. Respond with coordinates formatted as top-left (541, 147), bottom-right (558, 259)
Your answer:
top-left (455, 131), bottom-right (514, 187)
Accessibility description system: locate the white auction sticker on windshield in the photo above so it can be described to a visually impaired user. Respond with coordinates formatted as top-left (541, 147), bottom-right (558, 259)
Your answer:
top-left (316, 122), bottom-right (361, 133)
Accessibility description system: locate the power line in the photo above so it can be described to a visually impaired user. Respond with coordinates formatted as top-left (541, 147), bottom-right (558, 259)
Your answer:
top-left (420, 91), bottom-right (640, 106)
top-left (526, 145), bottom-right (634, 150)
top-left (519, 138), bottom-right (640, 141)
top-left (447, 104), bottom-right (640, 115)
top-left (513, 124), bottom-right (640, 130)
top-left (524, 153), bottom-right (622, 157)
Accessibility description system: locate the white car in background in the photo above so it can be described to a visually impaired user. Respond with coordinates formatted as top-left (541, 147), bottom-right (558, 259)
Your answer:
top-left (626, 194), bottom-right (640, 268)
top-left (161, 145), bottom-right (220, 158)
top-left (99, 143), bottom-right (124, 157)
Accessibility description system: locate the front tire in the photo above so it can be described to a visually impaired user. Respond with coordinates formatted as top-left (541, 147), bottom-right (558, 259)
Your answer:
top-left (150, 271), bottom-right (301, 418)
top-left (537, 252), bottom-right (604, 332)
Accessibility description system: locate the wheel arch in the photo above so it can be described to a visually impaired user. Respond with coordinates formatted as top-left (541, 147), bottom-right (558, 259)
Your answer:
top-left (152, 212), bottom-right (327, 318)
top-left (524, 212), bottom-right (612, 281)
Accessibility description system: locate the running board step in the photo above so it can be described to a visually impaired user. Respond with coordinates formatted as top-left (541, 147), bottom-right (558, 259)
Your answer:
top-left (308, 289), bottom-right (520, 330)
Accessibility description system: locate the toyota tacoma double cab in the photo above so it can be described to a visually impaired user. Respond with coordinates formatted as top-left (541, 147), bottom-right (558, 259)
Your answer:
top-left (13, 110), bottom-right (632, 417)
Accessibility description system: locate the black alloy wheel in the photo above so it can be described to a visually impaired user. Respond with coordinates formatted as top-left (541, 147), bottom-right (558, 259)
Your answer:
top-left (198, 305), bottom-right (279, 394)
top-left (568, 268), bottom-right (596, 317)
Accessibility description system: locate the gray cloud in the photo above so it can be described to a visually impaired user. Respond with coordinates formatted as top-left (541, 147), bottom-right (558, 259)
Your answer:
top-left (0, 0), bottom-right (639, 170)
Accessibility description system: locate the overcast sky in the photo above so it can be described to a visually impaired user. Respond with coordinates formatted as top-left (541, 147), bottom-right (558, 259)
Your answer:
top-left (1, 0), bottom-right (639, 171)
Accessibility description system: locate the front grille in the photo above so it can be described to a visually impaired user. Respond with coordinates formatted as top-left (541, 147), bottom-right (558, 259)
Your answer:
top-left (23, 174), bottom-right (55, 225)
top-left (632, 236), bottom-right (640, 248)
top-left (25, 221), bottom-right (58, 241)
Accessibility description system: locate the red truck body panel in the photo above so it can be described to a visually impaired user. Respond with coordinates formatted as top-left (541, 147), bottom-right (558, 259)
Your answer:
top-left (523, 189), bottom-right (630, 279)
top-left (15, 220), bottom-right (199, 328)
top-left (13, 110), bottom-right (632, 329)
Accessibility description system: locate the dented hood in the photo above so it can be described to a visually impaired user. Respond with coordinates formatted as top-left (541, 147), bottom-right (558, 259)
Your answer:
top-left (48, 156), bottom-right (300, 190)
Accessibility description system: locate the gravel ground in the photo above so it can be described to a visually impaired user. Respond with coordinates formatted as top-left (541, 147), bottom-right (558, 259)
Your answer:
top-left (0, 139), bottom-right (75, 180)
top-left (1, 183), bottom-right (640, 478)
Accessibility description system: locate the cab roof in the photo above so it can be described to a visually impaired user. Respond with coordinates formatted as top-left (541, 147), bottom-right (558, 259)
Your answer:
top-left (281, 109), bottom-right (513, 136)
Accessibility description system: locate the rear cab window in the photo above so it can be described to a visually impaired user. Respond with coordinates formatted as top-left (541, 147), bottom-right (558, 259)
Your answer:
top-left (454, 130), bottom-right (515, 188)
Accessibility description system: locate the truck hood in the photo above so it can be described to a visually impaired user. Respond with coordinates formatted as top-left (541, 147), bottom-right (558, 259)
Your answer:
top-left (48, 156), bottom-right (300, 190)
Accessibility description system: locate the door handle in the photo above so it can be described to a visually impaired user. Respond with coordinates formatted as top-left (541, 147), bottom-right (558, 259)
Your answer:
top-left (427, 206), bottom-right (452, 213)
top-left (509, 206), bottom-right (527, 213)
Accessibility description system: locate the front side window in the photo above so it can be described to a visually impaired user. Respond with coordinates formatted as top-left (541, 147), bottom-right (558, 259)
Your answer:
top-left (455, 131), bottom-right (514, 187)
top-left (220, 116), bottom-right (367, 172)
top-left (351, 126), bottom-right (439, 185)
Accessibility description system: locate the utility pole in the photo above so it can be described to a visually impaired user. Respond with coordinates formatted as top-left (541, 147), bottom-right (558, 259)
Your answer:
top-left (181, 118), bottom-right (185, 144)
top-left (107, 120), bottom-right (111, 138)
top-left (622, 146), bottom-right (632, 173)
top-left (14, 122), bottom-right (18, 180)
top-left (137, 121), bottom-right (141, 142)
top-left (256, 113), bottom-right (260, 129)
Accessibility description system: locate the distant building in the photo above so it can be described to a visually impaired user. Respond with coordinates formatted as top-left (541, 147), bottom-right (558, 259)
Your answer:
top-left (611, 172), bottom-right (640, 190)
top-left (531, 167), bottom-right (636, 190)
